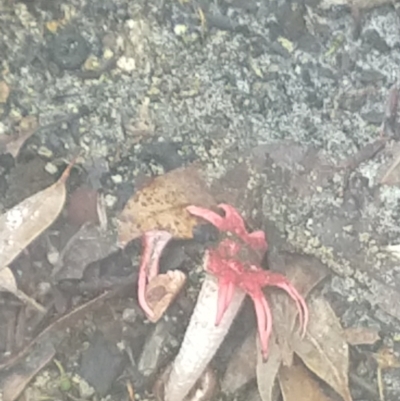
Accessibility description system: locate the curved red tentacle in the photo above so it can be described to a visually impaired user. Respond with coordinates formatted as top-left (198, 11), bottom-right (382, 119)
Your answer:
top-left (187, 204), bottom-right (268, 252)
top-left (257, 272), bottom-right (309, 336)
top-left (186, 204), bottom-right (308, 357)
top-left (138, 230), bottom-right (172, 319)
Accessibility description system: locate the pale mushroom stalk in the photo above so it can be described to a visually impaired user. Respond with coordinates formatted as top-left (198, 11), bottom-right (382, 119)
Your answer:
top-left (154, 204), bottom-right (307, 401)
top-left (163, 271), bottom-right (245, 401)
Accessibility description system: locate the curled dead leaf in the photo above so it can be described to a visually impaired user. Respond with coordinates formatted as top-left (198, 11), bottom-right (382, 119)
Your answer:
top-left (145, 270), bottom-right (186, 323)
top-left (117, 165), bottom-right (216, 247)
top-left (257, 332), bottom-right (282, 401)
top-left (279, 359), bottom-right (335, 401)
top-left (255, 252), bottom-right (329, 401)
top-left (0, 115), bottom-right (38, 158)
top-left (0, 267), bottom-right (45, 313)
top-left (269, 252), bottom-right (329, 365)
top-left (0, 160), bottom-right (75, 271)
top-left (1, 341), bottom-right (55, 401)
top-left (291, 296), bottom-right (352, 401)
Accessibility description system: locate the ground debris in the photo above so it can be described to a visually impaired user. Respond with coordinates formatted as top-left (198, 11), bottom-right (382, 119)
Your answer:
top-left (117, 164), bottom-right (216, 247)
top-left (52, 223), bottom-right (119, 281)
top-left (279, 360), bottom-right (335, 401)
top-left (0, 290), bottom-right (117, 398)
top-left (0, 160), bottom-right (75, 272)
top-left (344, 326), bottom-right (381, 346)
top-left (290, 296), bottom-right (352, 401)
top-left (0, 115), bottom-right (38, 158)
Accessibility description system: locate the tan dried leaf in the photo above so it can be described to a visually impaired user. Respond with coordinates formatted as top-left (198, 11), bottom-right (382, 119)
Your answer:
top-left (279, 360), bottom-right (335, 401)
top-left (0, 267), bottom-right (45, 312)
top-left (344, 327), bottom-right (380, 346)
top-left (0, 115), bottom-right (38, 158)
top-left (269, 252), bottom-right (329, 365)
top-left (145, 269), bottom-right (186, 323)
top-left (0, 266), bottom-right (18, 293)
top-left (1, 340), bottom-right (55, 401)
top-left (0, 161), bottom-right (74, 271)
top-left (256, 332), bottom-right (282, 401)
top-left (117, 165), bottom-right (216, 247)
top-left (292, 296), bottom-right (352, 401)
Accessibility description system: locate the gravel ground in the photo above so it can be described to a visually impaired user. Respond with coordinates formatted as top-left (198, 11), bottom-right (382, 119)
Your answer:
top-left (1, 0), bottom-right (400, 399)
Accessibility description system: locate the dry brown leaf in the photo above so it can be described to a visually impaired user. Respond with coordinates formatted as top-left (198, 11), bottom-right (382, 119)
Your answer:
top-left (257, 332), bottom-right (282, 401)
top-left (255, 253), bottom-right (329, 401)
top-left (145, 270), bottom-right (186, 323)
top-left (52, 223), bottom-right (118, 281)
top-left (0, 267), bottom-right (45, 312)
top-left (0, 266), bottom-right (18, 293)
top-left (292, 296), bottom-right (352, 401)
top-left (0, 160), bottom-right (74, 272)
top-left (0, 290), bottom-right (114, 372)
top-left (0, 116), bottom-right (38, 158)
top-left (344, 326), bottom-right (380, 346)
top-left (269, 252), bottom-right (329, 365)
top-left (1, 341), bottom-right (55, 401)
top-left (118, 165), bottom-right (216, 247)
top-left (279, 359), bottom-right (335, 401)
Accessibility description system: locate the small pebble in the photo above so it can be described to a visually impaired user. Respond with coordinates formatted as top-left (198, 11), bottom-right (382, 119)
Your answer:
top-left (122, 308), bottom-right (138, 323)
top-left (174, 24), bottom-right (187, 36)
top-left (74, 375), bottom-right (95, 398)
top-left (111, 174), bottom-right (123, 184)
top-left (37, 146), bottom-right (54, 158)
top-left (117, 56), bottom-right (136, 73)
top-left (37, 281), bottom-right (51, 297)
top-left (103, 48), bottom-right (114, 60)
top-left (83, 55), bottom-right (100, 71)
top-left (104, 193), bottom-right (117, 208)
top-left (45, 162), bottom-right (59, 175)
top-left (47, 249), bottom-right (60, 265)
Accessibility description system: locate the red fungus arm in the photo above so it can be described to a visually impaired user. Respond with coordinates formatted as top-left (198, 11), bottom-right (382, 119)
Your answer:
top-left (138, 230), bottom-right (172, 318)
top-left (187, 204), bottom-right (309, 358)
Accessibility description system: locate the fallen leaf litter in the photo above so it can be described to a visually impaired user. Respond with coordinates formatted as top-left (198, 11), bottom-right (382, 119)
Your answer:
top-left (0, 160), bottom-right (395, 401)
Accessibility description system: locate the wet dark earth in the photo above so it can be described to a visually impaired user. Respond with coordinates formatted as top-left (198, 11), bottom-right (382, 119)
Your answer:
top-left (1, 0), bottom-right (400, 399)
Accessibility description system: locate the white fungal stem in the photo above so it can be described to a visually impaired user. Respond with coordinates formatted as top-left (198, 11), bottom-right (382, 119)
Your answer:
top-left (164, 273), bottom-right (245, 401)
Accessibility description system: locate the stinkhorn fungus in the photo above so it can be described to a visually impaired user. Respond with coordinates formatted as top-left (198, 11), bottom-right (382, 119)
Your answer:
top-left (160, 204), bottom-right (308, 401)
